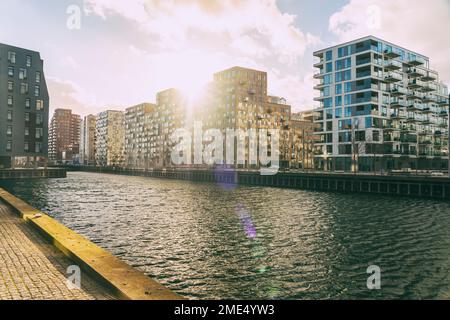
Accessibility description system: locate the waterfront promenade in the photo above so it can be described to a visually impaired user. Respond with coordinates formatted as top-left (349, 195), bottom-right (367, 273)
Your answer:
top-left (0, 201), bottom-right (115, 300)
top-left (0, 188), bottom-right (181, 300)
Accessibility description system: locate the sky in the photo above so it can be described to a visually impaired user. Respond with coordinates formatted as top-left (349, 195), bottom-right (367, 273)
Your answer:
top-left (1, 0), bottom-right (449, 116)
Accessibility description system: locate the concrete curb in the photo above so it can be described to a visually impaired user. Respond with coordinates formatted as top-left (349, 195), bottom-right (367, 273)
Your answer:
top-left (0, 187), bottom-right (183, 300)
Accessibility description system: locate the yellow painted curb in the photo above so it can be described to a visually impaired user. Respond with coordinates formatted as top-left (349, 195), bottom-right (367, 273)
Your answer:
top-left (0, 188), bottom-right (183, 300)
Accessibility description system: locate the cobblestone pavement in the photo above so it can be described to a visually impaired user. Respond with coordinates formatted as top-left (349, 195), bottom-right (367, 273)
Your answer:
top-left (0, 201), bottom-right (116, 300)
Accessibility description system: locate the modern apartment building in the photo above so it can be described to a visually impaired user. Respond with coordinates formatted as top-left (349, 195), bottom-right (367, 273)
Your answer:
top-left (48, 109), bottom-right (81, 164)
top-left (95, 110), bottom-right (125, 167)
top-left (0, 43), bottom-right (49, 168)
top-left (125, 103), bottom-right (156, 169)
top-left (153, 89), bottom-right (188, 168)
top-left (290, 111), bottom-right (319, 170)
top-left (313, 36), bottom-right (449, 172)
top-left (80, 114), bottom-right (96, 165)
top-left (208, 66), bottom-right (291, 168)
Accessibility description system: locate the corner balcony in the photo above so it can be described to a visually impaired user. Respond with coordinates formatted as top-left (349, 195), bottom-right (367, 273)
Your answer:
top-left (384, 60), bottom-right (403, 71)
top-left (385, 72), bottom-right (403, 83)
top-left (438, 98), bottom-right (449, 106)
top-left (421, 70), bottom-right (437, 82)
top-left (407, 56), bottom-right (426, 66)
top-left (439, 110), bottom-right (449, 118)
top-left (421, 83), bottom-right (438, 93)
top-left (314, 59), bottom-right (324, 68)
top-left (407, 67), bottom-right (427, 78)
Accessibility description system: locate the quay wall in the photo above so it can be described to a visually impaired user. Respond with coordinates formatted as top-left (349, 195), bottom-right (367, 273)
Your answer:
top-left (75, 166), bottom-right (450, 200)
top-left (0, 168), bottom-right (66, 180)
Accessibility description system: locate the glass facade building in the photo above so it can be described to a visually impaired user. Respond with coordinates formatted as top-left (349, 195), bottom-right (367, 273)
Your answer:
top-left (313, 36), bottom-right (449, 172)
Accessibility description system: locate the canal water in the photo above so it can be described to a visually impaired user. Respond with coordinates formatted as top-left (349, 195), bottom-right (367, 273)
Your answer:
top-left (2, 171), bottom-right (450, 299)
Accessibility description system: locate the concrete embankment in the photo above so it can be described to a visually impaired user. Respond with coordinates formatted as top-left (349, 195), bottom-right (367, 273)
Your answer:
top-left (0, 187), bottom-right (182, 300)
top-left (75, 166), bottom-right (450, 199)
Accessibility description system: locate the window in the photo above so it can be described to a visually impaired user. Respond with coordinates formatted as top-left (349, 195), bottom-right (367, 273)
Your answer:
top-left (323, 74), bottom-right (332, 85)
top-left (8, 51), bottom-right (16, 63)
top-left (6, 141), bottom-right (12, 152)
top-left (325, 109), bottom-right (333, 120)
top-left (25, 98), bottom-right (31, 108)
top-left (8, 81), bottom-right (13, 92)
top-left (20, 83), bottom-right (29, 94)
top-left (7, 110), bottom-right (13, 121)
top-left (26, 55), bottom-right (32, 67)
top-left (19, 68), bottom-right (27, 80)
top-left (326, 121), bottom-right (333, 131)
top-left (36, 100), bottom-right (44, 111)
top-left (335, 57), bottom-right (352, 70)
top-left (323, 98), bottom-right (332, 108)
top-left (35, 71), bottom-right (41, 83)
top-left (34, 85), bottom-right (40, 97)
top-left (335, 96), bottom-right (342, 107)
top-left (25, 127), bottom-right (29, 136)
top-left (345, 107), bottom-right (352, 117)
top-left (344, 94), bottom-right (352, 106)
top-left (323, 86), bottom-right (330, 97)
top-left (7, 126), bottom-right (13, 136)
top-left (335, 108), bottom-right (342, 118)
top-left (36, 114), bottom-right (43, 125)
top-left (326, 62), bottom-right (333, 73)
top-left (338, 119), bottom-right (352, 130)
top-left (326, 50), bottom-right (333, 61)
top-left (25, 112), bottom-right (30, 122)
top-left (345, 82), bottom-right (353, 93)
top-left (35, 128), bottom-right (43, 139)
top-left (335, 84), bottom-right (342, 95)
top-left (7, 96), bottom-right (13, 106)
top-left (35, 142), bottom-right (42, 153)
top-left (8, 66), bottom-right (14, 77)
top-left (24, 142), bottom-right (29, 152)
top-left (372, 130), bottom-right (380, 142)
top-left (365, 117), bottom-right (372, 128)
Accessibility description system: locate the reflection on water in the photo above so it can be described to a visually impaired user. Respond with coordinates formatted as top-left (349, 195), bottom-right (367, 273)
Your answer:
top-left (2, 172), bottom-right (450, 299)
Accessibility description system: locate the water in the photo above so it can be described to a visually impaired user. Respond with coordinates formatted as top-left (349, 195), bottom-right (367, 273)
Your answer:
top-left (1, 171), bottom-right (450, 299)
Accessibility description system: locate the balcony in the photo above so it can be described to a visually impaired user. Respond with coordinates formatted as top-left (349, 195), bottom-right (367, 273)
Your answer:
top-left (389, 86), bottom-right (408, 97)
top-left (390, 99), bottom-right (407, 109)
top-left (439, 111), bottom-right (449, 118)
top-left (384, 49), bottom-right (401, 59)
top-left (421, 83), bottom-right (438, 92)
top-left (422, 71), bottom-right (437, 82)
top-left (407, 56), bottom-right (426, 66)
top-left (313, 72), bottom-right (325, 79)
top-left (421, 106), bottom-right (433, 114)
top-left (408, 79), bottom-right (426, 90)
top-left (407, 67), bottom-right (427, 78)
top-left (314, 59), bottom-right (324, 68)
top-left (384, 60), bottom-right (402, 71)
top-left (407, 90), bottom-right (424, 99)
top-left (407, 102), bottom-right (423, 111)
top-left (437, 98), bottom-right (449, 106)
top-left (422, 94), bottom-right (437, 103)
top-left (385, 72), bottom-right (403, 83)
top-left (390, 112), bottom-right (406, 119)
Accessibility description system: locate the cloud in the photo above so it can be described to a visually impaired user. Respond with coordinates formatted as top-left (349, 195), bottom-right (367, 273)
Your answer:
top-left (80, 0), bottom-right (322, 111)
top-left (46, 77), bottom-right (109, 116)
top-left (329, 0), bottom-right (450, 86)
